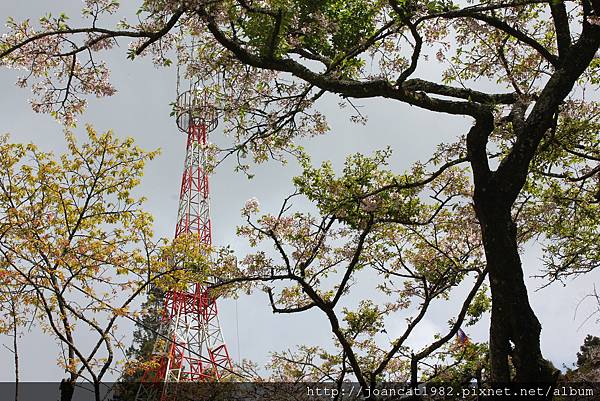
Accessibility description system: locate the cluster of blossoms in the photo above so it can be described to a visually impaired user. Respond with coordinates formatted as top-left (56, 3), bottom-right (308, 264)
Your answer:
top-left (242, 197), bottom-right (260, 216)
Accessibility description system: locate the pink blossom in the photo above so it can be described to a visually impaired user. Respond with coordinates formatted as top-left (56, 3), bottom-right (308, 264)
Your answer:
top-left (242, 197), bottom-right (260, 215)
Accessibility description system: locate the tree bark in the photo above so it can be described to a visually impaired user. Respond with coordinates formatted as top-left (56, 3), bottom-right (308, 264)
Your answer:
top-left (473, 190), bottom-right (555, 384)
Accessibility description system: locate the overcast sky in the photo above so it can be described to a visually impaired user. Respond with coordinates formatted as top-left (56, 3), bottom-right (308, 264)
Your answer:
top-left (1, 1), bottom-right (598, 382)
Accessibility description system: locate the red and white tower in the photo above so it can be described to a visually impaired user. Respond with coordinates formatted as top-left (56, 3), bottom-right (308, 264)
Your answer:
top-left (135, 87), bottom-right (232, 401)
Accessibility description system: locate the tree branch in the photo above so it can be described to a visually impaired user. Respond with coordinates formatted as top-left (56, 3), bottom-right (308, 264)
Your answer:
top-left (495, 25), bottom-right (600, 203)
top-left (413, 269), bottom-right (488, 362)
top-left (195, 6), bottom-right (490, 117)
top-left (1, 10), bottom-right (183, 62)
top-left (549, 0), bottom-right (572, 58)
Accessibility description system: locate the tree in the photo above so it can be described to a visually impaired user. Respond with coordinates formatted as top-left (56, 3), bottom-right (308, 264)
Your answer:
top-left (574, 335), bottom-right (600, 380)
top-left (207, 150), bottom-right (491, 394)
top-left (564, 335), bottom-right (600, 384)
top-left (0, 128), bottom-right (207, 401)
top-left (1, 0), bottom-right (599, 386)
top-left (117, 287), bottom-right (164, 401)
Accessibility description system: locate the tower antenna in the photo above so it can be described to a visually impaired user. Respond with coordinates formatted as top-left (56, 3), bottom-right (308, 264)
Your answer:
top-left (135, 34), bottom-right (232, 401)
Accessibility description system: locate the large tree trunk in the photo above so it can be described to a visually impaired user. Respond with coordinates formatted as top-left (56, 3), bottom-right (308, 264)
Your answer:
top-left (474, 194), bottom-right (556, 384)
top-left (462, 20), bottom-right (600, 386)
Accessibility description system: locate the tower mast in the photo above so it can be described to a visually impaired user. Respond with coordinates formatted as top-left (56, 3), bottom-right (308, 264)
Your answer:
top-left (135, 86), bottom-right (232, 401)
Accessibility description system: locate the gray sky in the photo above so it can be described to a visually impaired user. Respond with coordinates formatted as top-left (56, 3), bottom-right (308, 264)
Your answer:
top-left (0, 0), bottom-right (598, 382)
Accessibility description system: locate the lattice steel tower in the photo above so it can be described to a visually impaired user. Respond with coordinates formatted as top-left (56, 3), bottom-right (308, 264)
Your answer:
top-left (135, 85), bottom-right (232, 401)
